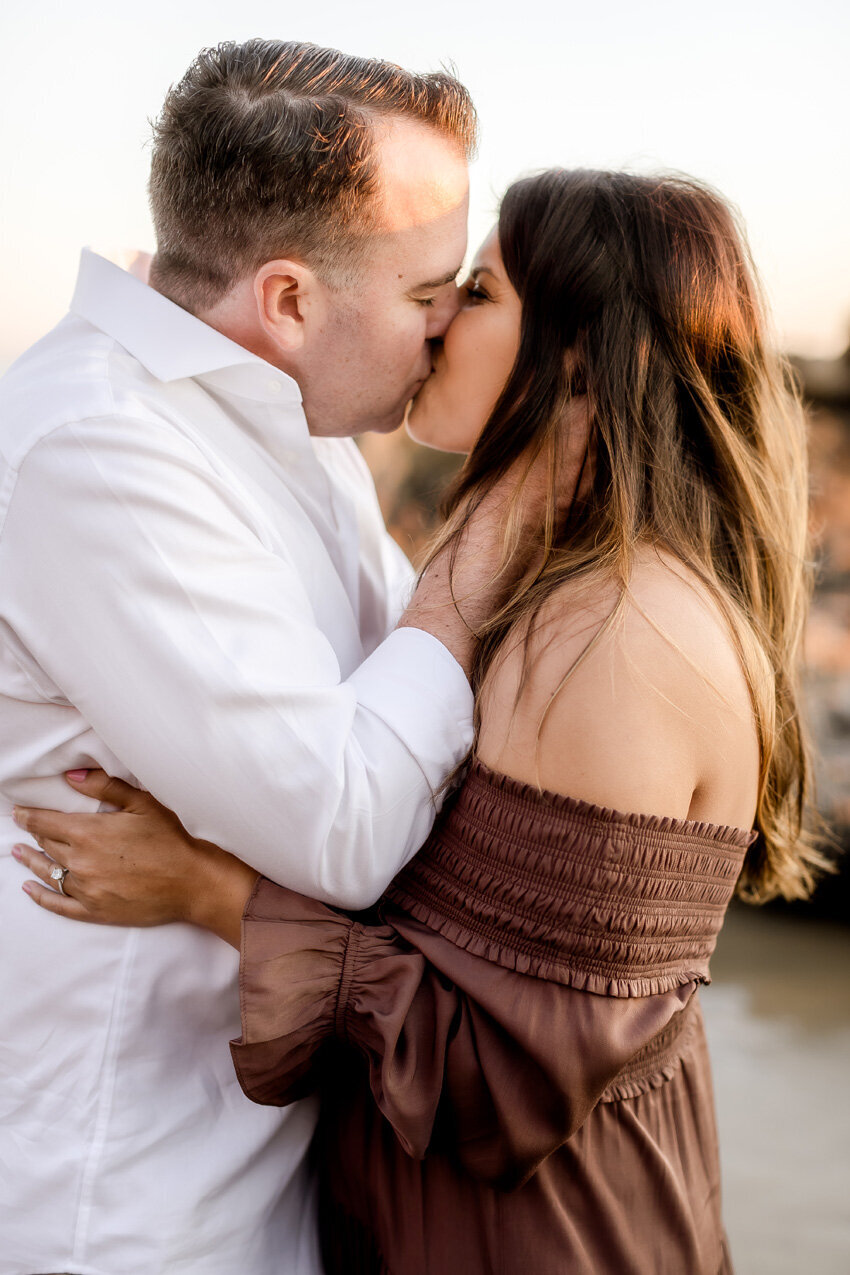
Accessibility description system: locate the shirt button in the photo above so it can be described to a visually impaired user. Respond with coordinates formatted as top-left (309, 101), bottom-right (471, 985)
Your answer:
top-left (266, 379), bottom-right (282, 395)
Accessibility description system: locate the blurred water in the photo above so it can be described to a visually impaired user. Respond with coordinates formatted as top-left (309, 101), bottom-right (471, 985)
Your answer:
top-left (702, 906), bottom-right (850, 1274)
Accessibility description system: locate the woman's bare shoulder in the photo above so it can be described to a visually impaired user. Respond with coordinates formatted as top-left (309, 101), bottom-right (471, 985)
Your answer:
top-left (476, 547), bottom-right (760, 827)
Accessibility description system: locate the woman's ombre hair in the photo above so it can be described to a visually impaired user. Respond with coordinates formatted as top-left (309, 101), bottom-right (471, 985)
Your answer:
top-left (426, 168), bottom-right (829, 903)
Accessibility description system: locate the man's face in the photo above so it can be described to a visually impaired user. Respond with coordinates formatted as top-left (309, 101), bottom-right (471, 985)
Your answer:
top-left (294, 118), bottom-right (470, 438)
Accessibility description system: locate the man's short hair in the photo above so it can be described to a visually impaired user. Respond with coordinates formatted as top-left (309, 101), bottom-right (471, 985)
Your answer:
top-left (148, 39), bottom-right (478, 312)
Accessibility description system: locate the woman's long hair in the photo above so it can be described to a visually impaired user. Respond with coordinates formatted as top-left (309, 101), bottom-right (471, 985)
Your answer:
top-left (423, 168), bottom-right (829, 903)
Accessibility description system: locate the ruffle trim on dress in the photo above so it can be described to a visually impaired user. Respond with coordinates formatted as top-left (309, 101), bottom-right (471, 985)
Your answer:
top-left (461, 761), bottom-right (758, 851)
top-left (386, 891), bottom-right (712, 997)
top-left (600, 1054), bottom-right (685, 1102)
top-left (599, 1003), bottom-right (700, 1100)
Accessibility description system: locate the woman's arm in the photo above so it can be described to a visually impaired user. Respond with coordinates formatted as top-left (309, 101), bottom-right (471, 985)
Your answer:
top-left (230, 877), bottom-right (695, 1188)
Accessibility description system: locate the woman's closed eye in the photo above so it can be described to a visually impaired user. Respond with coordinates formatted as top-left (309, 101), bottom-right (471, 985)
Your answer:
top-left (461, 281), bottom-right (490, 304)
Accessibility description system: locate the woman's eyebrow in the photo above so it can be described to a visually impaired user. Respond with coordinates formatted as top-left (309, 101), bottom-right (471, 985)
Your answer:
top-left (470, 266), bottom-right (498, 281)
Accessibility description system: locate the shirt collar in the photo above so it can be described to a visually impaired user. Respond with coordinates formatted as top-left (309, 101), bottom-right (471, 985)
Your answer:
top-left (69, 248), bottom-right (302, 404)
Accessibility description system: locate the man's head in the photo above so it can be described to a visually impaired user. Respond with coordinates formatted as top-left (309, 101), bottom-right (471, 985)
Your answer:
top-left (149, 39), bottom-right (476, 436)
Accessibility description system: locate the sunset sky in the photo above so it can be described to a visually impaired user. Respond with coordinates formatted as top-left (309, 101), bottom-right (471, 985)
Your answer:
top-left (1, 0), bottom-right (847, 371)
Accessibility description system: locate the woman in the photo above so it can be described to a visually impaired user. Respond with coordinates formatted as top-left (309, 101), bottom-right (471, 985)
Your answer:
top-left (14, 170), bottom-right (826, 1273)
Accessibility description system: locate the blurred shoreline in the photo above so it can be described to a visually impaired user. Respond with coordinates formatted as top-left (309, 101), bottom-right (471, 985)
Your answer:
top-left (704, 904), bottom-right (850, 1273)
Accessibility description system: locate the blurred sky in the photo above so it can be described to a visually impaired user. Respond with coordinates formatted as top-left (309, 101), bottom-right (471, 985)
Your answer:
top-left (1, 0), bottom-right (848, 371)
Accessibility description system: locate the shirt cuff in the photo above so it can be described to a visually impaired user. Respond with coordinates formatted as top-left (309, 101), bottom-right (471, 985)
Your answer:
top-left (348, 627), bottom-right (474, 796)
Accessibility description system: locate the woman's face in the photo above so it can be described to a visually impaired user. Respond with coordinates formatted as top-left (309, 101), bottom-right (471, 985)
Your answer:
top-left (406, 227), bottom-right (522, 454)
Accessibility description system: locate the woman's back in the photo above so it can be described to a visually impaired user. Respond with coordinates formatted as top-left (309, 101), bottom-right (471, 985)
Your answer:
top-left (477, 546), bottom-right (761, 832)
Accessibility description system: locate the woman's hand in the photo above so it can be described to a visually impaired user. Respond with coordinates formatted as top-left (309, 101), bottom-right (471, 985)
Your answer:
top-left (12, 770), bottom-right (259, 947)
top-left (401, 395), bottom-right (592, 672)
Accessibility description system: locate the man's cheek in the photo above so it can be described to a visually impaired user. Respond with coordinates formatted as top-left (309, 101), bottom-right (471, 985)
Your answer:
top-left (402, 317), bottom-right (430, 362)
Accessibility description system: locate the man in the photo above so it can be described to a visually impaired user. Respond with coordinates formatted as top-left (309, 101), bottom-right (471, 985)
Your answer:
top-left (0, 40), bottom-right (489, 1274)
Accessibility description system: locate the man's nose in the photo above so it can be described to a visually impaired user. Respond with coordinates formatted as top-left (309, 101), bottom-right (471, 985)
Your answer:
top-left (425, 285), bottom-right (461, 339)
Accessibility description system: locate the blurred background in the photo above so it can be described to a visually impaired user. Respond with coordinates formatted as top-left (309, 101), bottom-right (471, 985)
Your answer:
top-left (2, 1), bottom-right (848, 1268)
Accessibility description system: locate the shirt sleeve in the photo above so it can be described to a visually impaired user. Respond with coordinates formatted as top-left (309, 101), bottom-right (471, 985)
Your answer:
top-left (379, 529), bottom-right (417, 628)
top-left (0, 416), bottom-right (473, 908)
top-left (229, 880), bottom-right (697, 1189)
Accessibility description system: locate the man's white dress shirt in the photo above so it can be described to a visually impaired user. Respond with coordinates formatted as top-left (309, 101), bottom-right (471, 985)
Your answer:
top-left (0, 250), bottom-right (473, 1275)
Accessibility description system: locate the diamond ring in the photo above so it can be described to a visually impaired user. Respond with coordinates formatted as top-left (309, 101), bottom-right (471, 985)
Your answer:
top-left (49, 864), bottom-right (70, 896)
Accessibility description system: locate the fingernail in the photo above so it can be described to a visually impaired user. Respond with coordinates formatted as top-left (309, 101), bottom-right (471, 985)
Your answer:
top-left (12, 808), bottom-right (24, 827)
top-left (11, 846), bottom-right (22, 860)
top-left (66, 769), bottom-right (89, 782)
top-left (21, 882), bottom-right (32, 894)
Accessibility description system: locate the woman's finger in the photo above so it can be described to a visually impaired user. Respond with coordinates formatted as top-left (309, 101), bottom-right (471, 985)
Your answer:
top-left (65, 769), bottom-right (148, 812)
top-left (21, 879), bottom-right (98, 923)
top-left (12, 806), bottom-right (88, 846)
top-left (25, 827), bottom-right (71, 861)
top-left (13, 842), bottom-right (62, 886)
top-left (13, 841), bottom-right (74, 889)
top-left (13, 776), bottom-right (149, 851)
top-left (13, 846), bottom-right (85, 907)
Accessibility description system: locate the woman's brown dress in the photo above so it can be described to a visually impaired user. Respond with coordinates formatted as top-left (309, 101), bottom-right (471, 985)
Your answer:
top-left (230, 763), bottom-right (755, 1274)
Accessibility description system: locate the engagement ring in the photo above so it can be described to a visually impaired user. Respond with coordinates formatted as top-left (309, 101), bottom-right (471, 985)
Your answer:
top-left (49, 864), bottom-right (69, 895)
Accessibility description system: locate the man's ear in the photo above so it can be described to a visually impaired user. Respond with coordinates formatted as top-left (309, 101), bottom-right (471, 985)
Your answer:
top-left (253, 259), bottom-right (318, 353)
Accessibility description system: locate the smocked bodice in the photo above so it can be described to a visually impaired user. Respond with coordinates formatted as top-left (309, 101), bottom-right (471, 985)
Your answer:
top-left (386, 761), bottom-right (756, 997)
